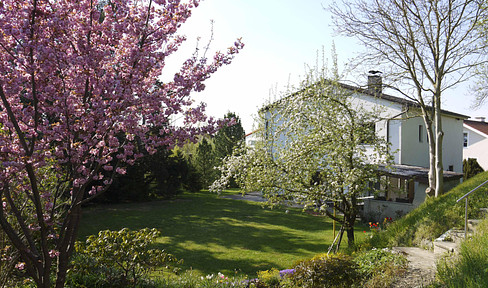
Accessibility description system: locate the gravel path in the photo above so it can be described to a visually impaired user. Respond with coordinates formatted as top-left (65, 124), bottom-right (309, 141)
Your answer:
top-left (221, 191), bottom-right (267, 202)
top-left (391, 247), bottom-right (436, 288)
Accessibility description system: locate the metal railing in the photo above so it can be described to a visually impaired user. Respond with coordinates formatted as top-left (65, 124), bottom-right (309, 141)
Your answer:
top-left (456, 179), bottom-right (488, 239)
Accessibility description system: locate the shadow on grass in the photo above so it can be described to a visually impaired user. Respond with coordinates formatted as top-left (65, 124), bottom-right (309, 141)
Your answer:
top-left (79, 191), bottom-right (362, 275)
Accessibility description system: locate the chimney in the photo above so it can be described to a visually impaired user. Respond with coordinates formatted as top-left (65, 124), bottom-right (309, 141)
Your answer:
top-left (475, 116), bottom-right (486, 122)
top-left (367, 70), bottom-right (382, 94)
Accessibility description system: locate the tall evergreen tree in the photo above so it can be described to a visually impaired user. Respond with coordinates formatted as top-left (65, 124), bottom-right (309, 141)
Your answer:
top-left (194, 138), bottom-right (219, 187)
top-left (214, 112), bottom-right (246, 161)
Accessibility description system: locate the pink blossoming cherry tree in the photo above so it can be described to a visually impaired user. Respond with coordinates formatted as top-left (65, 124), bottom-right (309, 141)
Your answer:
top-left (0, 0), bottom-right (243, 287)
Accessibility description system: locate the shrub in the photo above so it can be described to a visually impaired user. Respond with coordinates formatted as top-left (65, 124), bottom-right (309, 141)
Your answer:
top-left (256, 268), bottom-right (281, 287)
top-left (354, 248), bottom-right (407, 287)
top-left (67, 228), bottom-right (176, 287)
top-left (289, 253), bottom-right (361, 288)
top-left (463, 158), bottom-right (484, 180)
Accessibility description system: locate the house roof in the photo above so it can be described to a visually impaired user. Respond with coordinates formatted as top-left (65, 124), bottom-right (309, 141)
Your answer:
top-left (262, 79), bottom-right (469, 120)
top-left (338, 82), bottom-right (469, 119)
top-left (464, 120), bottom-right (488, 137)
top-left (378, 164), bottom-right (463, 183)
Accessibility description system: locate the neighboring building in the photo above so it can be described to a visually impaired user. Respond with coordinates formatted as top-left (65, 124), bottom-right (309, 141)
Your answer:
top-left (463, 118), bottom-right (488, 170)
top-left (264, 73), bottom-right (467, 220)
top-left (245, 130), bottom-right (260, 148)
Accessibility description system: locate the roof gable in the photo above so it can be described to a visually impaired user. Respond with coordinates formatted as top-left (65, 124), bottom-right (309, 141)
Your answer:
top-left (262, 80), bottom-right (469, 120)
top-left (464, 120), bottom-right (488, 137)
top-left (339, 82), bottom-right (469, 119)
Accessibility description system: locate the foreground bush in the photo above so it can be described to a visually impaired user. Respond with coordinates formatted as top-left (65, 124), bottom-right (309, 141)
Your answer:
top-left (434, 217), bottom-right (488, 288)
top-left (67, 228), bottom-right (176, 287)
top-left (354, 248), bottom-right (407, 288)
top-left (288, 253), bottom-right (361, 288)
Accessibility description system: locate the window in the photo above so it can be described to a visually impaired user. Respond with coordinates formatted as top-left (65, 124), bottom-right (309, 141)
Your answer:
top-left (448, 165), bottom-right (454, 171)
top-left (375, 176), bottom-right (414, 203)
top-left (418, 125), bottom-right (423, 142)
top-left (463, 132), bottom-right (468, 147)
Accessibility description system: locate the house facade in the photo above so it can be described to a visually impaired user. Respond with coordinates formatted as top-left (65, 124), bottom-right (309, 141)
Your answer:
top-left (264, 75), bottom-right (466, 220)
top-left (463, 118), bottom-right (488, 170)
top-left (348, 77), bottom-right (466, 219)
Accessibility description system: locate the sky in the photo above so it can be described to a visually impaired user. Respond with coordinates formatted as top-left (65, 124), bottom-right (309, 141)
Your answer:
top-left (164, 0), bottom-right (488, 133)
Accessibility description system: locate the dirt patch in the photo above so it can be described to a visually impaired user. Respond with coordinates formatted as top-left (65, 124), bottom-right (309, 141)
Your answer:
top-left (391, 247), bottom-right (436, 288)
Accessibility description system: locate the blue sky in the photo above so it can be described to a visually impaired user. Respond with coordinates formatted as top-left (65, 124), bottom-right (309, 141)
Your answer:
top-left (165, 0), bottom-right (488, 133)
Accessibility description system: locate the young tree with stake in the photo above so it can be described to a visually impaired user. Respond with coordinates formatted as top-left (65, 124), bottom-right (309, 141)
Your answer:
top-left (211, 68), bottom-right (392, 249)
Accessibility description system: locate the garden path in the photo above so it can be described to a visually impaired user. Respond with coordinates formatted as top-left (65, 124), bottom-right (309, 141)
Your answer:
top-left (391, 247), bottom-right (436, 288)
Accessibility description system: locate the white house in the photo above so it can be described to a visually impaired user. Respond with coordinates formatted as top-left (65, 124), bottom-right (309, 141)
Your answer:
top-left (264, 74), bottom-right (467, 220)
top-left (463, 118), bottom-right (488, 170)
top-left (349, 75), bottom-right (466, 219)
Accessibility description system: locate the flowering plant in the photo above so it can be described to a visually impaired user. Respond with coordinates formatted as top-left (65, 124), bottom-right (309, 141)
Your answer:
top-left (369, 217), bottom-right (394, 233)
top-left (0, 0), bottom-right (242, 286)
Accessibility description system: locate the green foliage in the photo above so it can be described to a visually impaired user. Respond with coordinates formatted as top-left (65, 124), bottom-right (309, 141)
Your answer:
top-left (289, 253), bottom-right (361, 288)
top-left (256, 268), bottom-right (281, 287)
top-left (102, 148), bottom-right (198, 202)
top-left (193, 138), bottom-right (219, 187)
top-left (213, 112), bottom-right (245, 189)
top-left (463, 158), bottom-right (484, 180)
top-left (214, 112), bottom-right (245, 161)
top-left (354, 248), bottom-right (407, 287)
top-left (434, 217), bottom-right (488, 288)
top-left (68, 228), bottom-right (176, 287)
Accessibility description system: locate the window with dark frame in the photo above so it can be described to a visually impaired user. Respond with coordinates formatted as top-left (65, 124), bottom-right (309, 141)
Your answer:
top-left (418, 125), bottom-right (423, 143)
top-left (374, 176), bottom-right (414, 203)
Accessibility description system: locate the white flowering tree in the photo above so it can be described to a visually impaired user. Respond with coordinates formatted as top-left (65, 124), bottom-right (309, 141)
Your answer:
top-left (211, 71), bottom-right (392, 249)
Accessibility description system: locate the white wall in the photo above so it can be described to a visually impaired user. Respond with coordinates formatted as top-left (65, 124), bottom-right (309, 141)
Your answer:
top-left (399, 114), bottom-right (430, 168)
top-left (399, 111), bottom-right (464, 173)
top-left (463, 126), bottom-right (488, 170)
top-left (350, 92), bottom-right (404, 163)
top-left (442, 116), bottom-right (465, 173)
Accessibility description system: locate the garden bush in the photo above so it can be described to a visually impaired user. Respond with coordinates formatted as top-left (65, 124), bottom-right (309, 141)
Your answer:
top-left (354, 248), bottom-right (407, 287)
top-left (256, 268), bottom-right (281, 287)
top-left (289, 253), bottom-right (361, 288)
top-left (67, 228), bottom-right (177, 287)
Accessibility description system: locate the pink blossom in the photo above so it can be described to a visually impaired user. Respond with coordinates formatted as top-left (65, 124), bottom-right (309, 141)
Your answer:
top-left (0, 0), bottom-right (242, 282)
top-left (116, 167), bottom-right (126, 175)
top-left (15, 262), bottom-right (25, 270)
top-left (49, 250), bottom-right (60, 258)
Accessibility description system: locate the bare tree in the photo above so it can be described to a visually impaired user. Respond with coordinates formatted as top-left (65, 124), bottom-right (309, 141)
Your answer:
top-left (331, 0), bottom-right (488, 196)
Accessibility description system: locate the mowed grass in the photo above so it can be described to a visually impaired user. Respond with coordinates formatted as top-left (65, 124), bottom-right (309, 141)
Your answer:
top-left (78, 190), bottom-right (369, 276)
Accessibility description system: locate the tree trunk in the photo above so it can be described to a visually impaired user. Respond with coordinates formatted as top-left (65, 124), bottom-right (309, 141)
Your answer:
top-left (434, 93), bottom-right (444, 196)
top-left (420, 106), bottom-right (436, 195)
top-left (346, 225), bottom-right (355, 247)
top-left (55, 202), bottom-right (83, 288)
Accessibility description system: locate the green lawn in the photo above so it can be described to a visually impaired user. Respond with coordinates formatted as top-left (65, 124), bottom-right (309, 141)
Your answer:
top-left (78, 190), bottom-right (368, 276)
